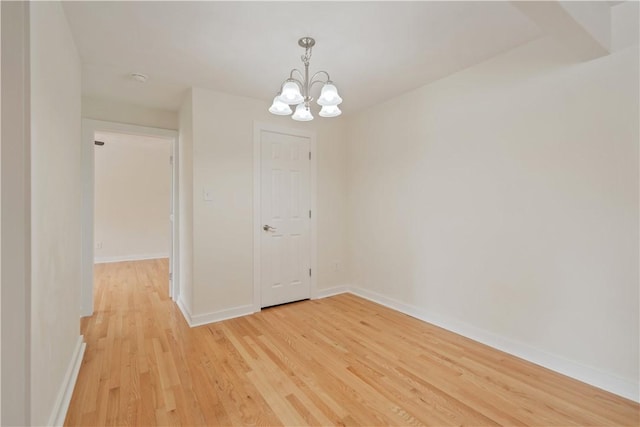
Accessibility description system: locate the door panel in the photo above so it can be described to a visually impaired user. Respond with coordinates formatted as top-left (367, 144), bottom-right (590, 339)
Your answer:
top-left (261, 130), bottom-right (310, 308)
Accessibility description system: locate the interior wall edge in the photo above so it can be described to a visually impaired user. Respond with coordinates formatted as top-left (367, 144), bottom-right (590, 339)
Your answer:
top-left (176, 297), bottom-right (193, 327)
top-left (0, 1), bottom-right (31, 424)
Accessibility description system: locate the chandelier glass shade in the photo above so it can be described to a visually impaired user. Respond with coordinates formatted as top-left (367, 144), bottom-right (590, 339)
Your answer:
top-left (269, 37), bottom-right (342, 121)
top-left (292, 104), bottom-right (314, 121)
top-left (268, 96), bottom-right (293, 115)
top-left (317, 83), bottom-right (342, 106)
top-left (319, 105), bottom-right (342, 118)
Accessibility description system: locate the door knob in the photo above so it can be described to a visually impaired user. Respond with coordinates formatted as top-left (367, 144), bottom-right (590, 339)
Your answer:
top-left (263, 224), bottom-right (277, 232)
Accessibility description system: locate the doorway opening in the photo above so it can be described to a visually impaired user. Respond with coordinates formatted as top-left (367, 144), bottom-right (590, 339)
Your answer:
top-left (81, 120), bottom-right (179, 317)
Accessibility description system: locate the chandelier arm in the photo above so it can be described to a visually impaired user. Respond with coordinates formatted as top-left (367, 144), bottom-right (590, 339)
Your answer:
top-left (310, 70), bottom-right (331, 83)
top-left (289, 69), bottom-right (305, 81)
top-left (309, 78), bottom-right (330, 90)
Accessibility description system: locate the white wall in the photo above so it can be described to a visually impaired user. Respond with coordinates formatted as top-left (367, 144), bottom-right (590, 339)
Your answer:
top-left (1, 2), bottom-right (30, 424)
top-left (0, 4), bottom-right (3, 422)
top-left (94, 132), bottom-right (171, 263)
top-left (29, 1), bottom-right (83, 425)
top-left (612, 1), bottom-right (639, 52)
top-left (346, 32), bottom-right (639, 400)
top-left (83, 96), bottom-right (178, 130)
top-left (178, 87), bottom-right (349, 319)
top-left (178, 90), bottom-right (194, 313)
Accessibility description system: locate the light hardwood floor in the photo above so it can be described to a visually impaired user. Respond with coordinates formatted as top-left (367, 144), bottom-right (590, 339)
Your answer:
top-left (65, 259), bottom-right (639, 426)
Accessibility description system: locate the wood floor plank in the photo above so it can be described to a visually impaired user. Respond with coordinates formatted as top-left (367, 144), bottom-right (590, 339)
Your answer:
top-left (65, 259), bottom-right (639, 426)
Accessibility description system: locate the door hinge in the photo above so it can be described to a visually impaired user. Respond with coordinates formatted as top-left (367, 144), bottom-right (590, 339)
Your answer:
top-left (169, 155), bottom-right (174, 165)
top-left (309, 210), bottom-right (311, 219)
top-left (309, 268), bottom-right (312, 277)
top-left (309, 151), bottom-right (311, 160)
top-left (169, 272), bottom-right (173, 281)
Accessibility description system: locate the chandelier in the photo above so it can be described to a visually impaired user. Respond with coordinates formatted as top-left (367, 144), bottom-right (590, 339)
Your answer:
top-left (269, 37), bottom-right (343, 121)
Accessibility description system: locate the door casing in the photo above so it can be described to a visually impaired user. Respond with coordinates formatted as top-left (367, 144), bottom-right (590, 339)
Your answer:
top-left (80, 119), bottom-right (179, 316)
top-left (253, 122), bottom-right (317, 313)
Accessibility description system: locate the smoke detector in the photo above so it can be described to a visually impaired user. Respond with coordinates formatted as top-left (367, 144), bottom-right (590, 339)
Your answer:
top-left (130, 73), bottom-right (148, 83)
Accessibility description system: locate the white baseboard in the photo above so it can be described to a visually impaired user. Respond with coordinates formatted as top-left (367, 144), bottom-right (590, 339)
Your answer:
top-left (177, 297), bottom-right (254, 328)
top-left (94, 253), bottom-right (169, 264)
top-left (176, 296), bottom-right (193, 325)
top-left (314, 285), bottom-right (349, 299)
top-left (48, 336), bottom-right (86, 427)
top-left (346, 286), bottom-right (639, 403)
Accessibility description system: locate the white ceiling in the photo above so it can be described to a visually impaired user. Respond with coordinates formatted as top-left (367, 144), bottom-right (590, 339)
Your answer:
top-left (63, 1), bottom-right (544, 114)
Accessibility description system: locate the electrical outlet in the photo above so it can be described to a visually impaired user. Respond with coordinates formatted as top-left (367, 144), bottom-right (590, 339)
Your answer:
top-left (334, 260), bottom-right (341, 272)
top-left (95, 241), bottom-right (103, 249)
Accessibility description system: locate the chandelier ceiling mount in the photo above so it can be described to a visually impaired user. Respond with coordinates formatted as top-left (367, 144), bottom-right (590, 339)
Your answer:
top-left (298, 36), bottom-right (315, 49)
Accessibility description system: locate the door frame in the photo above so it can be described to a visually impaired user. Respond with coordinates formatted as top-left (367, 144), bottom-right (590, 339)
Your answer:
top-left (252, 122), bottom-right (317, 313)
top-left (80, 119), bottom-right (179, 316)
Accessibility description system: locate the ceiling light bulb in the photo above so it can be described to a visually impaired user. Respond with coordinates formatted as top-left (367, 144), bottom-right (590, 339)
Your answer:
top-left (279, 81), bottom-right (304, 105)
top-left (292, 104), bottom-right (313, 121)
top-left (269, 96), bottom-right (293, 115)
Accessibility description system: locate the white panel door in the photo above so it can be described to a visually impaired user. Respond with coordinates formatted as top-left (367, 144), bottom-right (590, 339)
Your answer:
top-left (260, 130), bottom-right (311, 308)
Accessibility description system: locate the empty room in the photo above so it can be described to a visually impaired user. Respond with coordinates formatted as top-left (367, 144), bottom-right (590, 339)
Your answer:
top-left (1, 1), bottom-right (638, 426)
